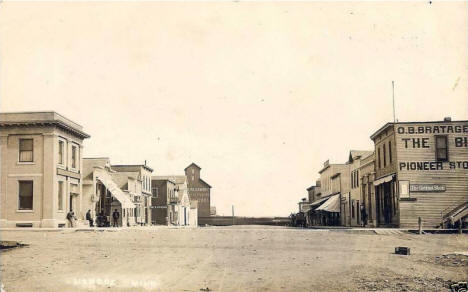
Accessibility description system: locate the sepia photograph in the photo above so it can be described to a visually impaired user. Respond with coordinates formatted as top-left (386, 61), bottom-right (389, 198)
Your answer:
top-left (0, 1), bottom-right (467, 291)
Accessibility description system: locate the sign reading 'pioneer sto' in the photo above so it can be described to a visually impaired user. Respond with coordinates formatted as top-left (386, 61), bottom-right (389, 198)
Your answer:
top-left (399, 161), bottom-right (468, 171)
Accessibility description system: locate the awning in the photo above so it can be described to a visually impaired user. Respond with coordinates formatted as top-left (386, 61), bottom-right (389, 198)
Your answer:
top-left (315, 194), bottom-right (340, 213)
top-left (95, 170), bottom-right (135, 209)
top-left (373, 173), bottom-right (395, 186)
top-left (309, 196), bottom-right (330, 207)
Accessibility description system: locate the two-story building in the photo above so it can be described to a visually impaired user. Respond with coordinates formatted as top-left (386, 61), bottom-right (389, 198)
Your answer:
top-left (151, 177), bottom-right (177, 225)
top-left (0, 112), bottom-right (90, 228)
top-left (152, 175), bottom-right (195, 226)
top-left (305, 180), bottom-right (321, 226)
top-left (306, 180), bottom-right (321, 203)
top-left (185, 163), bottom-right (212, 219)
top-left (370, 118), bottom-right (468, 228)
top-left (82, 158), bottom-right (135, 227)
top-left (111, 163), bottom-right (154, 225)
top-left (347, 150), bottom-right (373, 227)
top-left (309, 160), bottom-right (349, 226)
top-left (358, 151), bottom-right (376, 227)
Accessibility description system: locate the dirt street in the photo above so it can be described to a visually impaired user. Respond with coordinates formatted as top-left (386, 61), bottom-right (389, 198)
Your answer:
top-left (0, 226), bottom-right (467, 292)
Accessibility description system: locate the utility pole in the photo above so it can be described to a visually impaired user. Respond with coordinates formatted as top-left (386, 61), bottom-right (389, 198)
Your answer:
top-left (232, 205), bottom-right (235, 226)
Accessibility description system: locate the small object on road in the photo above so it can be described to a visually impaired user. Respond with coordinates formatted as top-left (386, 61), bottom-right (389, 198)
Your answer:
top-left (451, 281), bottom-right (468, 292)
top-left (395, 246), bottom-right (410, 255)
top-left (200, 287), bottom-right (211, 292)
top-left (0, 241), bottom-right (27, 250)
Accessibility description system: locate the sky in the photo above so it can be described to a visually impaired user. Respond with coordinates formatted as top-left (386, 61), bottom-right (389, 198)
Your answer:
top-left (1, 2), bottom-right (467, 217)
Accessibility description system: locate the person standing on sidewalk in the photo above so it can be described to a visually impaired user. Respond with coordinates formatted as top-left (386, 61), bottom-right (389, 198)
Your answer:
top-left (86, 210), bottom-right (94, 227)
top-left (112, 209), bottom-right (120, 227)
top-left (361, 205), bottom-right (368, 227)
top-left (67, 210), bottom-right (76, 228)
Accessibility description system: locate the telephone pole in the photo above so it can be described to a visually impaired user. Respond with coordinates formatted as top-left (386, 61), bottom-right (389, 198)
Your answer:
top-left (232, 205), bottom-right (235, 225)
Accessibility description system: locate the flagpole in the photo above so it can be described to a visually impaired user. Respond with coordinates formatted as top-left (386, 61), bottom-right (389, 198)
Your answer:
top-left (392, 81), bottom-right (396, 123)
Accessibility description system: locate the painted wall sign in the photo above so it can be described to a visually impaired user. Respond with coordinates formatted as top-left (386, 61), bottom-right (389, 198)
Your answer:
top-left (189, 187), bottom-right (209, 192)
top-left (150, 206), bottom-right (167, 209)
top-left (399, 161), bottom-right (468, 171)
top-left (397, 125), bottom-right (468, 134)
top-left (409, 184), bottom-right (446, 192)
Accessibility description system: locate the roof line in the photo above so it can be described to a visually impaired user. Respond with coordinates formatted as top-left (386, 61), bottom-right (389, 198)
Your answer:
top-left (199, 178), bottom-right (212, 188)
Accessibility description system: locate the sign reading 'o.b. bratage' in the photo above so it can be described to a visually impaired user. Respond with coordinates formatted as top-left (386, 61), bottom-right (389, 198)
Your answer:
top-left (410, 184), bottom-right (446, 192)
top-left (397, 125), bottom-right (468, 134)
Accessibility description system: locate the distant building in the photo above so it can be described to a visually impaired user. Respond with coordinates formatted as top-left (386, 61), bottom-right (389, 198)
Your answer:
top-left (370, 118), bottom-right (468, 228)
top-left (306, 180), bottom-right (321, 203)
top-left (0, 112), bottom-right (90, 228)
top-left (305, 180), bottom-right (322, 226)
top-left (210, 206), bottom-right (217, 216)
top-left (185, 163), bottom-right (212, 218)
top-left (298, 198), bottom-right (310, 213)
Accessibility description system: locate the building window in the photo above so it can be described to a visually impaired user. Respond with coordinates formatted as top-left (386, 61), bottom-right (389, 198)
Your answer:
top-left (435, 135), bottom-right (448, 162)
top-left (152, 187), bottom-right (158, 198)
top-left (19, 139), bottom-right (33, 162)
top-left (71, 145), bottom-right (77, 169)
top-left (388, 141), bottom-right (392, 163)
top-left (356, 170), bottom-right (359, 187)
top-left (377, 147), bottom-right (381, 169)
top-left (368, 183), bottom-right (372, 220)
top-left (383, 144), bottom-right (387, 167)
top-left (192, 175), bottom-right (194, 181)
top-left (58, 181), bottom-right (64, 211)
top-left (18, 180), bottom-right (33, 210)
top-left (192, 169), bottom-right (194, 174)
top-left (58, 140), bottom-right (65, 165)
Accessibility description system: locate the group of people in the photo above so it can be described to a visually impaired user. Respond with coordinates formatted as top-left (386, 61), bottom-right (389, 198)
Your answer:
top-left (66, 209), bottom-right (121, 228)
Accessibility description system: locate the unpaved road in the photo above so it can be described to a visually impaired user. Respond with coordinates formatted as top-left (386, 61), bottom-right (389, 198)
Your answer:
top-left (0, 226), bottom-right (467, 292)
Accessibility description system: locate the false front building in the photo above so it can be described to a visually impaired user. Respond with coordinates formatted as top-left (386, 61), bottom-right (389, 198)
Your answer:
top-left (185, 163), bottom-right (212, 218)
top-left (370, 118), bottom-right (468, 228)
top-left (111, 164), bottom-right (154, 225)
top-left (82, 158), bottom-right (136, 227)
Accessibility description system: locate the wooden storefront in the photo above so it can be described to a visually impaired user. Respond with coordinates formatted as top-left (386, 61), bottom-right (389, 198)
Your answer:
top-left (371, 119), bottom-right (468, 228)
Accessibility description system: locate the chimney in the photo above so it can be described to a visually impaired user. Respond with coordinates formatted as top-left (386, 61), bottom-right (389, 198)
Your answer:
top-left (144, 160), bottom-right (147, 165)
top-left (444, 117), bottom-right (451, 122)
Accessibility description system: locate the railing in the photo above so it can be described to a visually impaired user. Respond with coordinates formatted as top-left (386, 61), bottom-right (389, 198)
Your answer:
top-left (439, 200), bottom-right (468, 228)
